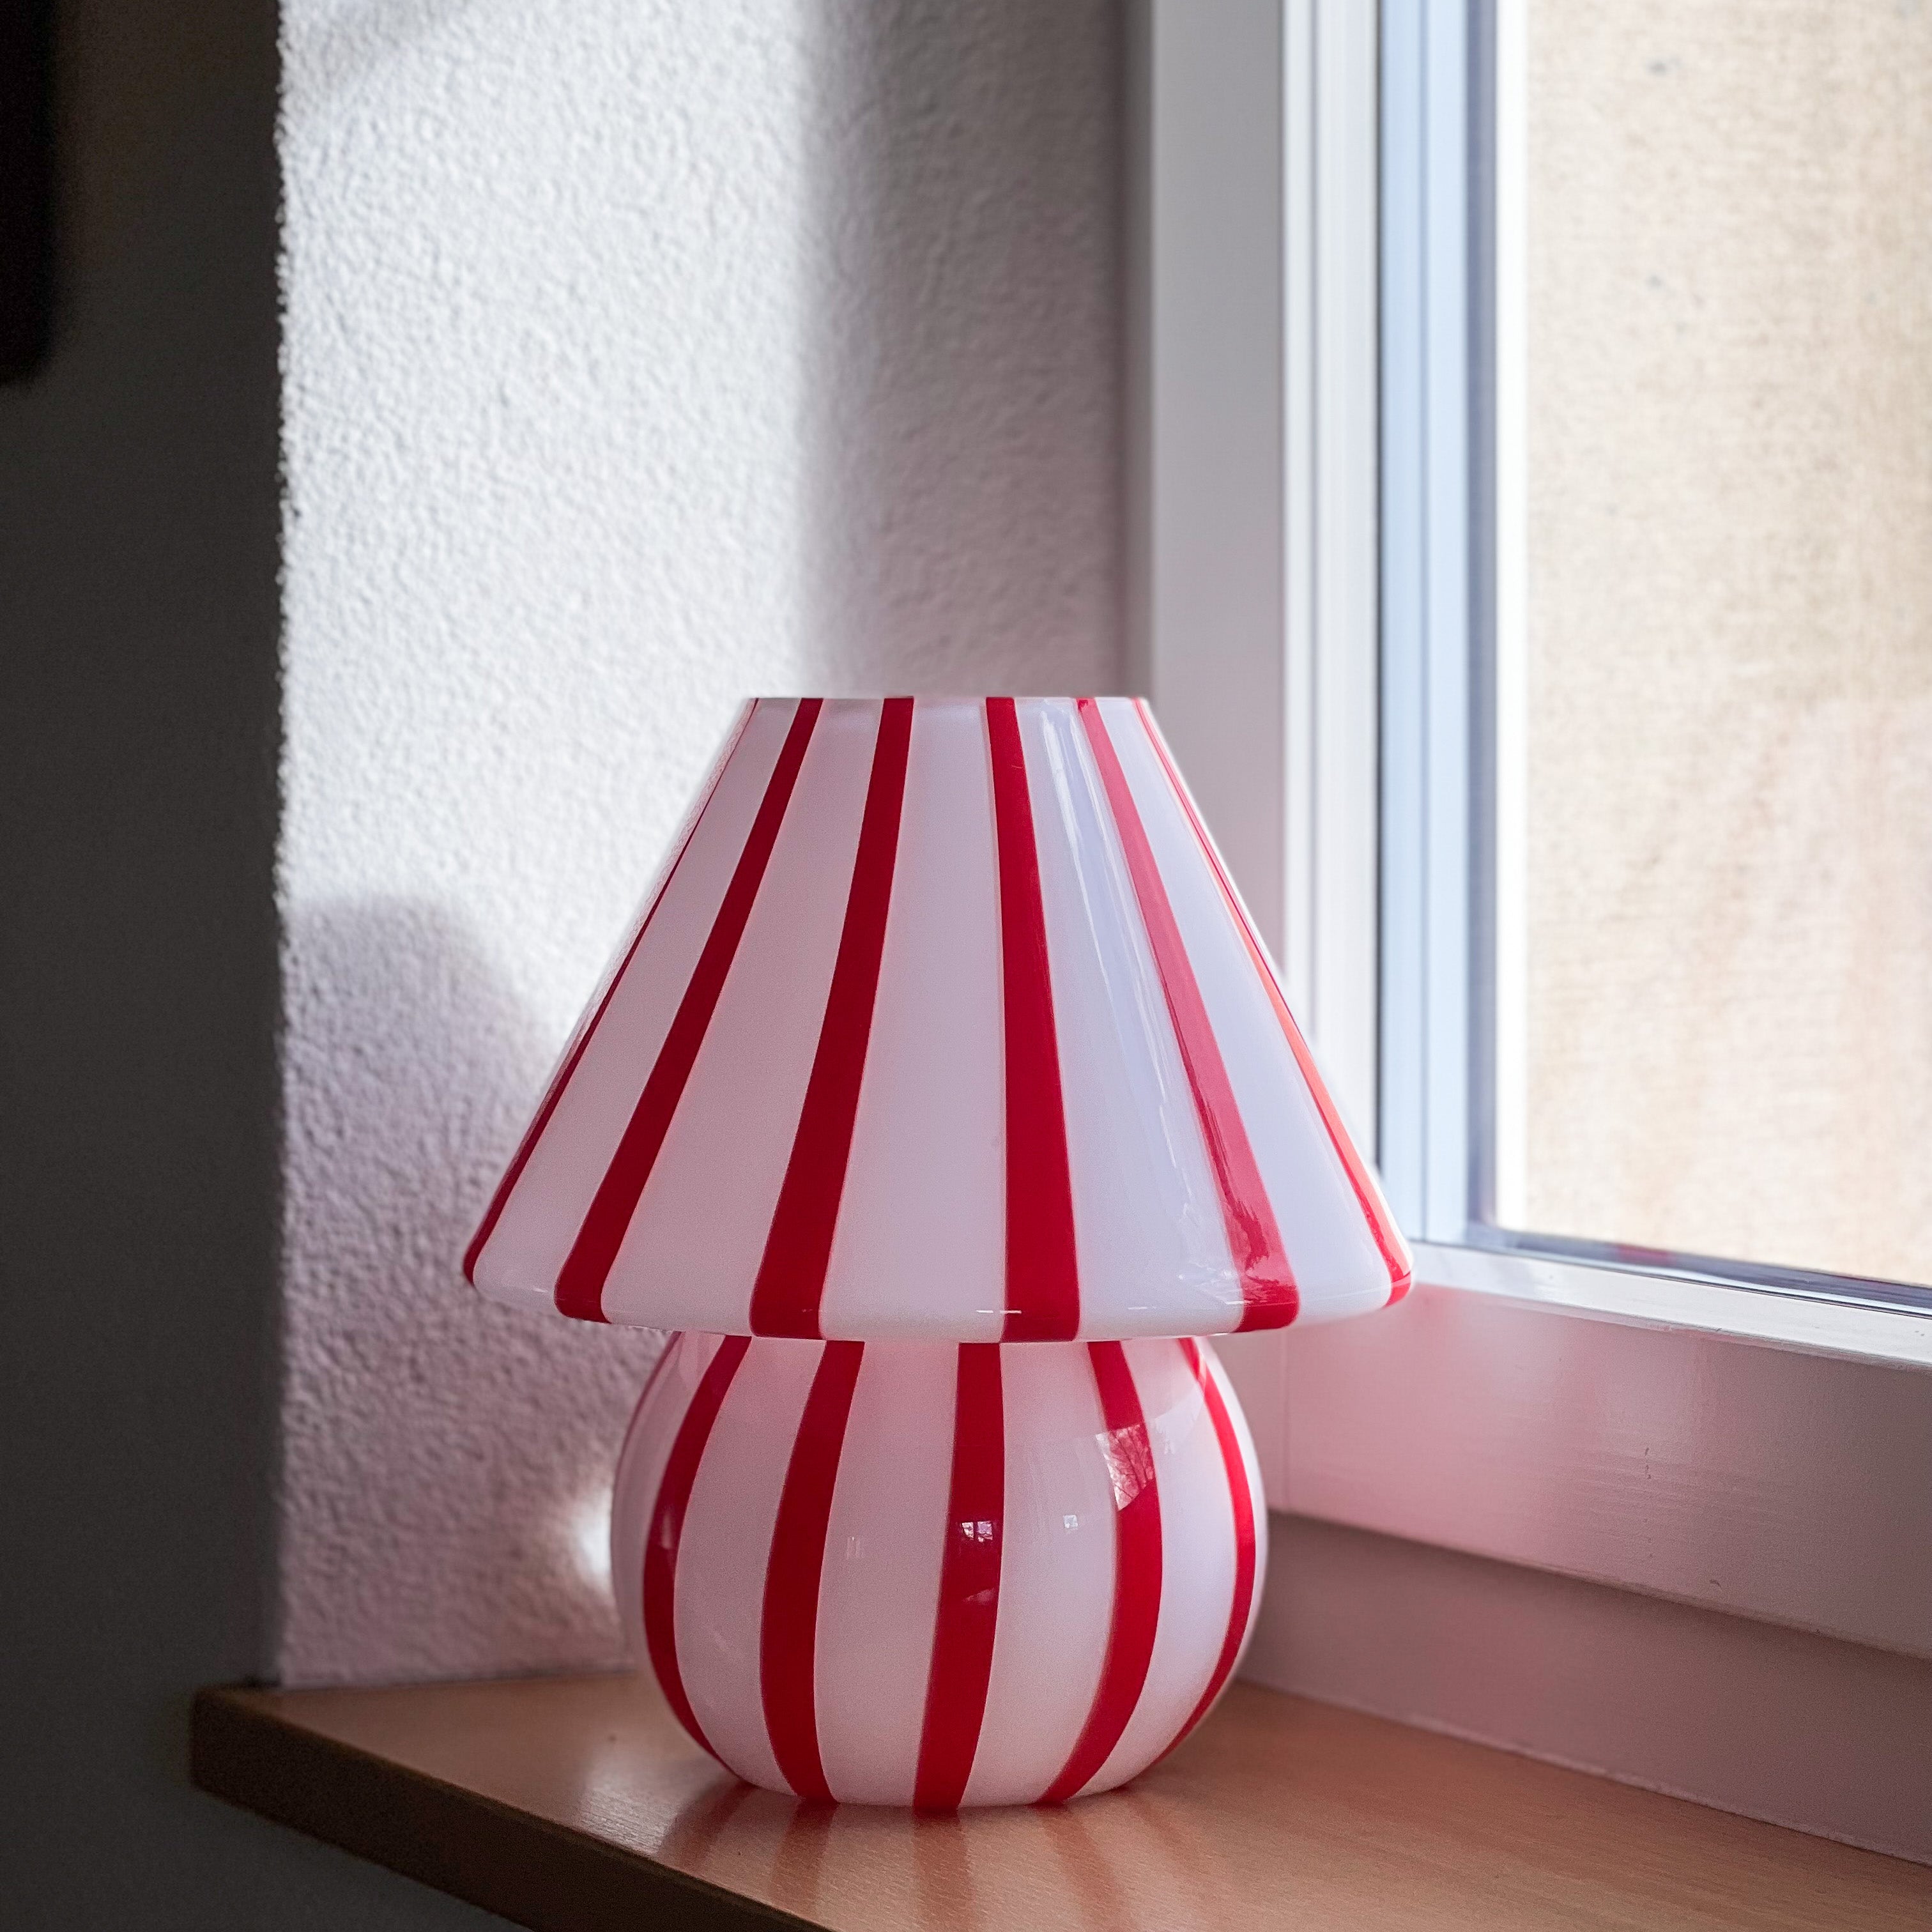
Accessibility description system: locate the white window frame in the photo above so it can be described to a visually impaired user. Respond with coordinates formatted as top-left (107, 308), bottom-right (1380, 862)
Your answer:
top-left (1135, 0), bottom-right (1932, 1669)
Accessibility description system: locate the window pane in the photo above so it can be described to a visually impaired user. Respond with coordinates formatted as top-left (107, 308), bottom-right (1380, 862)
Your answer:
top-left (1511, 1), bottom-right (1932, 1285)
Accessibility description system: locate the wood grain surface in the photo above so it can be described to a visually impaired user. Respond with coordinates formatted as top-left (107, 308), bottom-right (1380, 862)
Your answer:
top-left (191, 1672), bottom-right (1930, 1931)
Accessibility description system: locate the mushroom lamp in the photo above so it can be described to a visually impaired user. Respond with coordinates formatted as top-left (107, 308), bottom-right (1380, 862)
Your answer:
top-left (466, 696), bottom-right (1409, 1807)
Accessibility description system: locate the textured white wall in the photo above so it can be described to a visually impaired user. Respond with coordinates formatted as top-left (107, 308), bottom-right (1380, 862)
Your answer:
top-left (278, 0), bottom-right (1121, 1684)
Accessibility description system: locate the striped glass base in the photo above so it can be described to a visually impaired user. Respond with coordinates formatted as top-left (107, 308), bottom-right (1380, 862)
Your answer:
top-left (611, 1331), bottom-right (1265, 1808)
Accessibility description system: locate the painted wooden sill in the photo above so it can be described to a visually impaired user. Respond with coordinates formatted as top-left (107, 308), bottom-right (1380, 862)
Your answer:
top-left (190, 1672), bottom-right (1929, 1931)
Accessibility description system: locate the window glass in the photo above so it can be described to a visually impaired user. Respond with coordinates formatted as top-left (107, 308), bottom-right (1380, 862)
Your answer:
top-left (1509, 1), bottom-right (1932, 1286)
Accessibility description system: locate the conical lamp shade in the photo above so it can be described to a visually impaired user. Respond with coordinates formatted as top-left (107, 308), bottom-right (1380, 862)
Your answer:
top-left (466, 696), bottom-right (1409, 1340)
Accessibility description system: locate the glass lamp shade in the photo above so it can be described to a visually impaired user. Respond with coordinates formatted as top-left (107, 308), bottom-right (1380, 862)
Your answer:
top-left (611, 1330), bottom-right (1266, 1807)
top-left (466, 696), bottom-right (1408, 1340)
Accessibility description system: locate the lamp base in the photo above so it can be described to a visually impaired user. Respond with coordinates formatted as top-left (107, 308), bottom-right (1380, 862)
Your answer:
top-left (611, 1332), bottom-right (1264, 1809)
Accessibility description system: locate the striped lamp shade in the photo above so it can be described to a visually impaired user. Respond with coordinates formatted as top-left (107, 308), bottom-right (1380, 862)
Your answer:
top-left (467, 696), bottom-right (1409, 1340)
top-left (611, 1330), bottom-right (1266, 1807)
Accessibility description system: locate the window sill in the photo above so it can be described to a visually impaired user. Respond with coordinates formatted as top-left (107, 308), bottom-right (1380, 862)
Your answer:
top-left (1217, 1264), bottom-right (1932, 1666)
top-left (1411, 1240), bottom-right (1932, 1372)
top-left (190, 1673), bottom-right (1926, 1929)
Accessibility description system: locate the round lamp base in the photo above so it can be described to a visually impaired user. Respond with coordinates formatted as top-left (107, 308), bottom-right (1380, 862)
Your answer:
top-left (611, 1332), bottom-right (1264, 1809)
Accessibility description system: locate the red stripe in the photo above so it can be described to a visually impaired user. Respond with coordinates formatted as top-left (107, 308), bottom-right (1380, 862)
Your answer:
top-left (914, 1344), bottom-right (1005, 1811)
top-left (1079, 700), bottom-right (1298, 1330)
top-left (760, 1340), bottom-right (865, 1801)
top-left (641, 1333), bottom-right (750, 1759)
top-left (1133, 699), bottom-right (1412, 1308)
top-left (1039, 1341), bottom-right (1163, 1804)
top-left (554, 699), bottom-right (825, 1321)
top-left (749, 699), bottom-right (916, 1337)
top-left (464, 703), bottom-right (756, 1288)
top-left (1153, 1340), bottom-right (1259, 1764)
top-left (985, 698), bottom-right (1081, 1342)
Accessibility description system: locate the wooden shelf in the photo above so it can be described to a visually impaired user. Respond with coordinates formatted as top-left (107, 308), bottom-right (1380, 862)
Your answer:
top-left (192, 1673), bottom-right (1928, 1931)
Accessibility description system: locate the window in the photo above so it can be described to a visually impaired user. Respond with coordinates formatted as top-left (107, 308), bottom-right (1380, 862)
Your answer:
top-left (1510, 2), bottom-right (1932, 1294)
top-left (1383, 0), bottom-right (1932, 1313)
top-left (1139, 0), bottom-right (1932, 1676)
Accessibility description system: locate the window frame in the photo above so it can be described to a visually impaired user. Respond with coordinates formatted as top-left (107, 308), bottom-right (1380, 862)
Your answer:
top-left (1135, 0), bottom-right (1932, 1666)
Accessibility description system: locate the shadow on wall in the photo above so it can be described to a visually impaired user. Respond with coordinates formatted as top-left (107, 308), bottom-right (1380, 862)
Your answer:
top-left (278, 897), bottom-right (661, 1686)
top-left (802, 0), bottom-right (1123, 697)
